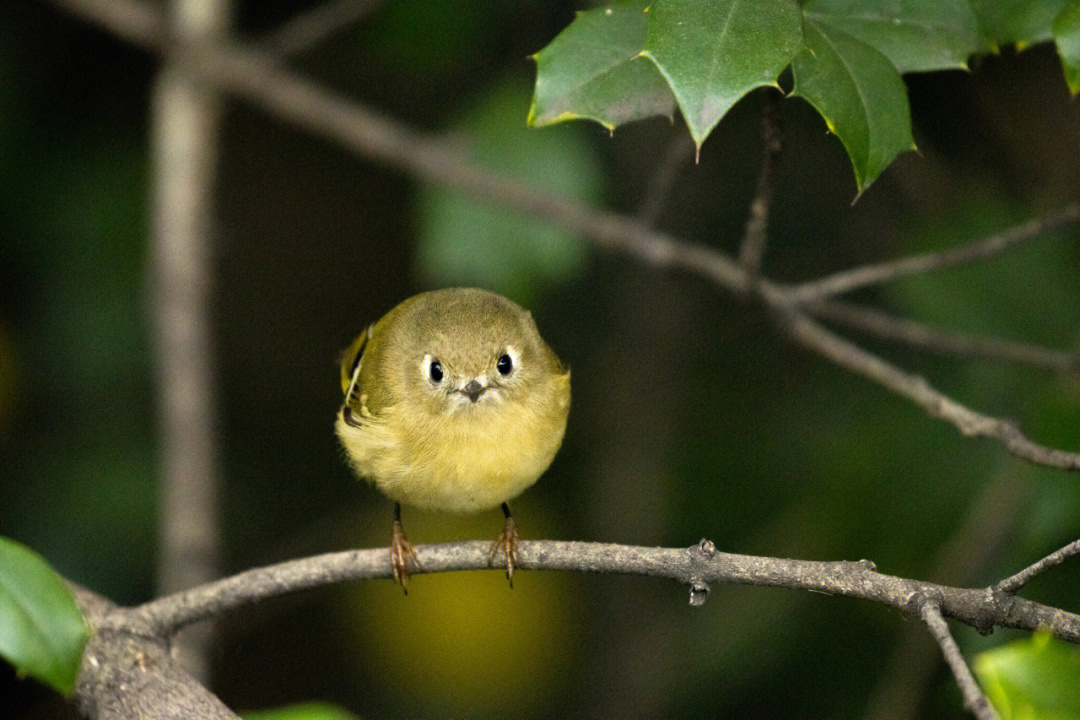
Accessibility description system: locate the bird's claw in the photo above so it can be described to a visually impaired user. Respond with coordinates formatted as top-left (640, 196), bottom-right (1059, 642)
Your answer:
top-left (391, 518), bottom-right (419, 593)
top-left (489, 514), bottom-right (519, 588)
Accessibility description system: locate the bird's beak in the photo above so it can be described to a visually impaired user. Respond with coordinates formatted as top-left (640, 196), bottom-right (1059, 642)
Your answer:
top-left (461, 379), bottom-right (486, 403)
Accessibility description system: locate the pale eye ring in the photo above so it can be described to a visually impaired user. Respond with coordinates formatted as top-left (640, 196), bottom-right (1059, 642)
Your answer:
top-left (496, 353), bottom-right (513, 376)
top-left (424, 355), bottom-right (444, 383)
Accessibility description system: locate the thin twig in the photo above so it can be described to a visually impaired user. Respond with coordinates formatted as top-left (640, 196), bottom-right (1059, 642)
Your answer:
top-left (262, 0), bottom-right (385, 58)
top-left (635, 127), bottom-right (693, 226)
top-left (118, 540), bottom-right (1080, 644)
top-left (790, 203), bottom-right (1080, 303)
top-left (867, 474), bottom-right (1022, 720)
top-left (920, 602), bottom-right (1000, 720)
top-left (738, 90), bottom-right (781, 285)
top-left (995, 538), bottom-right (1080, 594)
top-left (780, 308), bottom-right (1080, 469)
top-left (45, 0), bottom-right (1080, 475)
top-left (809, 299), bottom-right (1079, 375)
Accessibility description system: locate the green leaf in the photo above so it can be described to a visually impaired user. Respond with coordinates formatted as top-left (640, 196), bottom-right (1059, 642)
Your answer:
top-left (641, 0), bottom-right (803, 149)
top-left (1055, 0), bottom-right (1080, 93)
top-left (803, 0), bottom-right (987, 72)
top-left (975, 633), bottom-right (1080, 720)
top-left (242, 703), bottom-right (359, 720)
top-left (529, 1), bottom-right (674, 130)
top-left (791, 20), bottom-right (916, 192)
top-left (970, 0), bottom-right (1067, 47)
top-left (416, 80), bottom-right (603, 306)
top-left (0, 536), bottom-right (89, 695)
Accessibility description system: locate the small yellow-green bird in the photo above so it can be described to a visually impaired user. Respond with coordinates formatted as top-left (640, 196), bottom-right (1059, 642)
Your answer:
top-left (336, 288), bottom-right (571, 590)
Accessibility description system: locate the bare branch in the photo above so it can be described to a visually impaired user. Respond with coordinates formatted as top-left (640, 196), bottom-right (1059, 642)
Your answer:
top-left (635, 127), bottom-right (693, 226)
top-left (116, 540), bottom-right (1080, 644)
top-left (738, 90), bottom-right (781, 284)
top-left (790, 203), bottom-right (1080, 303)
top-left (808, 299), bottom-right (1079, 375)
top-left (780, 308), bottom-right (1080, 470)
top-left (995, 538), bottom-right (1080, 595)
top-left (920, 602), bottom-right (1000, 720)
top-left (263, 0), bottom-right (385, 58)
top-left (70, 585), bottom-right (237, 720)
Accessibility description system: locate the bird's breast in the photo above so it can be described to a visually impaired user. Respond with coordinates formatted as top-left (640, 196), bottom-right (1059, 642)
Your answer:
top-left (337, 393), bottom-right (567, 512)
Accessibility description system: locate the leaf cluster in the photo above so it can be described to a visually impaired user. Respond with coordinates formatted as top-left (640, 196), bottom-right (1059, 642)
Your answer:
top-left (531, 0), bottom-right (1080, 191)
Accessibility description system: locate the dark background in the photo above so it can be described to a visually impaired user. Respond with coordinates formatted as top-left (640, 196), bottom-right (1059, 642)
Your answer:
top-left (2, 1), bottom-right (1079, 717)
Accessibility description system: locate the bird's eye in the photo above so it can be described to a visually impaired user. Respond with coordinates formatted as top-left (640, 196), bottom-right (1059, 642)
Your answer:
top-left (428, 358), bottom-right (444, 383)
top-left (496, 354), bottom-right (513, 376)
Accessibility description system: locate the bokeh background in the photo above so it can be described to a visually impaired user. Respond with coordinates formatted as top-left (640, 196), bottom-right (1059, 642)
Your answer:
top-left (2, 1), bottom-right (1080, 717)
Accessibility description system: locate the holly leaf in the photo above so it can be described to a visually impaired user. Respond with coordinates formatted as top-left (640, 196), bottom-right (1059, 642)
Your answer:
top-left (791, 19), bottom-right (916, 192)
top-left (803, 0), bottom-right (987, 72)
top-left (0, 537), bottom-right (89, 695)
top-left (970, 0), bottom-right (1067, 47)
top-left (641, 0), bottom-right (803, 150)
top-left (529, 1), bottom-right (674, 130)
top-left (1055, 0), bottom-right (1080, 93)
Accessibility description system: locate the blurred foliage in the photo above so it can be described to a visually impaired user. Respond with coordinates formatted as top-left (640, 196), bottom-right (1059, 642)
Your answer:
top-left (2, 0), bottom-right (1080, 717)
top-left (533, 0), bottom-right (1080, 191)
top-left (0, 537), bottom-right (88, 695)
top-left (241, 702), bottom-right (358, 720)
top-left (416, 79), bottom-right (603, 306)
top-left (975, 632), bottom-right (1080, 720)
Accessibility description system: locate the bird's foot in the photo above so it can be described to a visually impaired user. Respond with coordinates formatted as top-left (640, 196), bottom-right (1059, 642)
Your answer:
top-left (489, 512), bottom-right (519, 588)
top-left (391, 516), bottom-right (419, 593)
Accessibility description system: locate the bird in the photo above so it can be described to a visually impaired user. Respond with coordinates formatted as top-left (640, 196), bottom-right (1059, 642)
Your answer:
top-left (336, 288), bottom-right (570, 591)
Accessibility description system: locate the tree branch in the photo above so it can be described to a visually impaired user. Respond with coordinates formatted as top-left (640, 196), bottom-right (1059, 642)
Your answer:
top-left (262, 0), bottom-right (385, 58)
top-left (111, 540), bottom-right (1080, 644)
top-left (790, 203), bottom-right (1080, 303)
top-left (70, 585), bottom-right (237, 720)
top-left (994, 538), bottom-right (1080, 595)
top-left (635, 126), bottom-right (693, 227)
top-left (920, 602), bottom-right (1000, 720)
top-left (738, 90), bottom-right (781, 285)
top-left (150, 0), bottom-right (230, 682)
top-left (808, 299), bottom-right (1079, 375)
top-left (779, 308), bottom-right (1080, 470)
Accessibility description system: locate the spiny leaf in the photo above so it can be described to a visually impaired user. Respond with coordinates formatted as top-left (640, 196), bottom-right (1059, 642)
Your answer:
top-left (804, 0), bottom-right (987, 72)
top-left (530, 1), bottom-right (673, 130)
top-left (1054, 0), bottom-right (1080, 93)
top-left (969, 0), bottom-right (1067, 47)
top-left (791, 19), bottom-right (916, 192)
top-left (641, 0), bottom-right (803, 150)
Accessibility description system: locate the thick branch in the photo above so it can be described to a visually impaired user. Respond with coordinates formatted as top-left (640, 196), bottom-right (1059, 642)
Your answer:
top-left (808, 299), bottom-right (1079, 375)
top-left (117, 540), bottom-right (1080, 645)
top-left (790, 203), bottom-right (1080, 302)
top-left (920, 602), bottom-right (1000, 720)
top-left (995, 538), bottom-right (1080, 594)
top-left (70, 586), bottom-right (237, 720)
